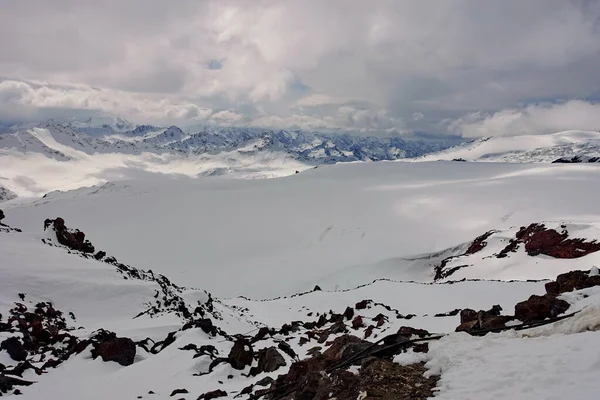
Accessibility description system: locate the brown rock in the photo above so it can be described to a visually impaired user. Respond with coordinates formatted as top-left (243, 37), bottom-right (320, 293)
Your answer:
top-left (351, 316), bottom-right (364, 330)
top-left (514, 294), bottom-right (570, 323)
top-left (459, 308), bottom-right (478, 324)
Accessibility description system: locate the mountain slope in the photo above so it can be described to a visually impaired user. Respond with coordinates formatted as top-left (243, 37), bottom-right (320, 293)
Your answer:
top-left (414, 130), bottom-right (600, 162)
top-left (1, 214), bottom-right (599, 399)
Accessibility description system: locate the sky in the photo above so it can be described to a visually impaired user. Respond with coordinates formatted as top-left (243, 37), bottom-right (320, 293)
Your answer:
top-left (1, 0), bottom-right (600, 137)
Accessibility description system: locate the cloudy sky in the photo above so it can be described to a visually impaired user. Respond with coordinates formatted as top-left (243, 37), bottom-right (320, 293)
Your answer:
top-left (1, 0), bottom-right (600, 137)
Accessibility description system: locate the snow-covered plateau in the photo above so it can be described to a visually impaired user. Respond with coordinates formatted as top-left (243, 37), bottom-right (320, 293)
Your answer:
top-left (1, 123), bottom-right (600, 399)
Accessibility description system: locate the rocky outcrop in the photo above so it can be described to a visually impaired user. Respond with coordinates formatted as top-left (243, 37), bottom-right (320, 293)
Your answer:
top-left (267, 335), bottom-right (438, 400)
top-left (498, 223), bottom-right (600, 259)
top-left (44, 217), bottom-right (95, 253)
top-left (456, 269), bottom-right (600, 332)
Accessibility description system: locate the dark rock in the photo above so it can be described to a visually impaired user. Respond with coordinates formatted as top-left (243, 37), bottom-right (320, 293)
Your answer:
top-left (228, 339), bottom-right (253, 370)
top-left (256, 376), bottom-right (275, 387)
top-left (465, 231), bottom-right (495, 254)
top-left (278, 341), bottom-right (297, 360)
top-left (343, 306), bottom-right (355, 320)
top-left (363, 325), bottom-right (375, 339)
top-left (1, 338), bottom-right (27, 362)
top-left (434, 308), bottom-right (461, 317)
top-left (372, 313), bottom-right (387, 327)
top-left (355, 300), bottom-right (371, 310)
top-left (252, 326), bottom-right (272, 342)
top-left (170, 389), bottom-right (189, 396)
top-left (514, 294), bottom-right (570, 323)
top-left (556, 270), bottom-right (600, 293)
top-left (198, 389), bottom-right (227, 400)
top-left (0, 374), bottom-right (33, 394)
top-left (313, 285), bottom-right (322, 291)
top-left (255, 347), bottom-right (286, 374)
top-left (545, 281), bottom-right (560, 295)
top-left (94, 251), bottom-right (106, 260)
top-left (459, 308), bottom-right (478, 324)
top-left (94, 337), bottom-right (136, 366)
top-left (351, 316), bottom-right (364, 330)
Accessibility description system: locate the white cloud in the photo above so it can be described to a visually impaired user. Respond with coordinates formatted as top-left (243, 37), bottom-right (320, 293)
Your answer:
top-left (452, 100), bottom-right (600, 137)
top-left (0, 80), bottom-right (213, 124)
top-left (0, 1), bottom-right (599, 135)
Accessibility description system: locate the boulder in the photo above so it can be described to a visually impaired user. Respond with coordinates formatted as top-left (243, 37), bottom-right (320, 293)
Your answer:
top-left (256, 347), bottom-right (286, 374)
top-left (94, 337), bottom-right (136, 366)
top-left (343, 307), bottom-right (355, 320)
top-left (1, 338), bottom-right (27, 362)
top-left (228, 339), bottom-right (253, 370)
top-left (514, 294), bottom-right (570, 323)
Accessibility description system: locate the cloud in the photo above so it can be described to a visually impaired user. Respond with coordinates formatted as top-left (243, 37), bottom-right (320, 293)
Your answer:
top-left (451, 100), bottom-right (600, 137)
top-left (0, 80), bottom-right (213, 124)
top-left (0, 1), bottom-right (599, 135)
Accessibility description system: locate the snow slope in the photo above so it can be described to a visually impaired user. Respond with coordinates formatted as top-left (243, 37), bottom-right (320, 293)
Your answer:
top-left (414, 130), bottom-right (600, 162)
top-left (5, 161), bottom-right (600, 298)
top-left (1, 224), bottom-right (599, 399)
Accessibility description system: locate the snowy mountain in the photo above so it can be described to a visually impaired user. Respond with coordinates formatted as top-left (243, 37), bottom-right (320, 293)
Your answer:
top-left (1, 158), bottom-right (600, 399)
top-left (0, 120), bottom-right (454, 198)
top-left (414, 130), bottom-right (600, 163)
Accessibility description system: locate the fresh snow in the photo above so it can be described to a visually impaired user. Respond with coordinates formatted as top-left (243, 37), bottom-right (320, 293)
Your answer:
top-left (5, 161), bottom-right (600, 298)
top-left (414, 130), bottom-right (600, 162)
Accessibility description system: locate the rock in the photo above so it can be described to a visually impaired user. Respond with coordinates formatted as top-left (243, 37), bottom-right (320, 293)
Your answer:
top-left (465, 231), bottom-right (495, 254)
top-left (514, 294), bottom-right (570, 323)
top-left (44, 218), bottom-right (96, 253)
top-left (343, 307), bottom-right (355, 320)
top-left (364, 325), bottom-right (375, 339)
top-left (255, 347), bottom-right (286, 374)
top-left (396, 326), bottom-right (430, 339)
top-left (94, 337), bottom-right (136, 366)
top-left (198, 389), bottom-right (227, 400)
top-left (255, 376), bottom-right (275, 387)
top-left (1, 338), bottom-right (27, 362)
top-left (313, 285), bottom-right (322, 291)
top-left (278, 341), bottom-right (297, 360)
top-left (351, 316), bottom-right (365, 330)
top-left (372, 313), bottom-right (387, 327)
top-left (434, 308), bottom-right (461, 317)
top-left (555, 270), bottom-right (600, 293)
top-left (459, 308), bottom-right (478, 324)
top-left (252, 326), bottom-right (272, 342)
top-left (0, 209), bottom-right (4, 222)
top-left (228, 339), bottom-right (253, 370)
top-left (0, 374), bottom-right (34, 395)
top-left (94, 251), bottom-right (106, 260)
top-left (170, 389), bottom-right (189, 396)
top-left (355, 300), bottom-right (371, 310)
top-left (545, 281), bottom-right (560, 295)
